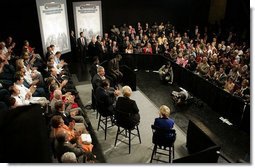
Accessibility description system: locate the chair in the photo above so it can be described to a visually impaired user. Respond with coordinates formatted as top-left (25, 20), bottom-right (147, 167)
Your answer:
top-left (150, 125), bottom-right (176, 163)
top-left (91, 89), bottom-right (98, 117)
top-left (114, 110), bottom-right (141, 154)
top-left (96, 101), bottom-right (114, 140)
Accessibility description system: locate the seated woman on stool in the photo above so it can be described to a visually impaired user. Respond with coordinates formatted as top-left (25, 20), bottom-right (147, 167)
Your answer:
top-left (115, 85), bottom-right (140, 129)
top-left (153, 105), bottom-right (175, 143)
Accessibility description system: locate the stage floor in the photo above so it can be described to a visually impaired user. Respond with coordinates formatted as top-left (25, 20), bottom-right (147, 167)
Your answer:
top-left (70, 61), bottom-right (250, 163)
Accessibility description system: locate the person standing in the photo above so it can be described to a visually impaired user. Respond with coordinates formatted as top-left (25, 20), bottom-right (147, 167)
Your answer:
top-left (70, 30), bottom-right (77, 62)
top-left (77, 32), bottom-right (87, 63)
top-left (108, 54), bottom-right (123, 87)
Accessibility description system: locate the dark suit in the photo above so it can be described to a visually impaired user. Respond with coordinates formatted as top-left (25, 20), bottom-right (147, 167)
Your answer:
top-left (95, 86), bottom-right (115, 116)
top-left (108, 58), bottom-right (123, 85)
top-left (92, 74), bottom-right (103, 91)
top-left (45, 51), bottom-right (53, 61)
top-left (55, 141), bottom-right (84, 162)
top-left (91, 73), bottom-right (114, 90)
top-left (70, 34), bottom-right (77, 61)
top-left (89, 64), bottom-right (98, 82)
top-left (115, 96), bottom-right (140, 129)
top-left (70, 35), bottom-right (77, 51)
top-left (77, 37), bottom-right (87, 63)
top-left (88, 41), bottom-right (103, 61)
top-left (52, 111), bottom-right (70, 126)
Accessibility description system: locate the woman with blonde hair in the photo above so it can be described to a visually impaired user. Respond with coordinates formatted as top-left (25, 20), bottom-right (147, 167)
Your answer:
top-left (154, 105), bottom-right (175, 132)
top-left (115, 85), bottom-right (140, 129)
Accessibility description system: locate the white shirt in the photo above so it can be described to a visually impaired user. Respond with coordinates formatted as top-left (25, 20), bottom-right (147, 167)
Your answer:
top-left (11, 95), bottom-right (30, 106)
top-left (14, 83), bottom-right (30, 98)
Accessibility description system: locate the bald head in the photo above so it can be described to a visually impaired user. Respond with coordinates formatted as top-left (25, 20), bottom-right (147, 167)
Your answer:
top-left (54, 89), bottom-right (62, 100)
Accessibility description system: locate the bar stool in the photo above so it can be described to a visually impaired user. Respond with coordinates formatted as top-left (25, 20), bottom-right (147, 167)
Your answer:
top-left (96, 102), bottom-right (114, 140)
top-left (150, 125), bottom-right (176, 163)
top-left (114, 110), bottom-right (141, 154)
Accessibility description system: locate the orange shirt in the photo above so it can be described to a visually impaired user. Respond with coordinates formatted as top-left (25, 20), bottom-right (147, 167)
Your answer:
top-left (54, 125), bottom-right (93, 152)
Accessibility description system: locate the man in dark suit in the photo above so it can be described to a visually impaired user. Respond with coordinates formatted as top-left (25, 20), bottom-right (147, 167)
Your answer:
top-left (95, 79), bottom-right (118, 116)
top-left (108, 54), bottom-right (123, 87)
top-left (89, 56), bottom-right (100, 82)
top-left (87, 36), bottom-right (103, 61)
top-left (45, 45), bottom-right (54, 61)
top-left (92, 66), bottom-right (106, 91)
top-left (70, 30), bottom-right (77, 62)
top-left (55, 129), bottom-right (85, 162)
top-left (53, 100), bottom-right (70, 125)
top-left (115, 85), bottom-right (140, 129)
top-left (77, 32), bottom-right (87, 63)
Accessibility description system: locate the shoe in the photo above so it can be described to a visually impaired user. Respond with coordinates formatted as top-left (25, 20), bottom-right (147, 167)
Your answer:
top-left (145, 70), bottom-right (149, 72)
top-left (134, 69), bottom-right (138, 72)
top-left (168, 82), bottom-right (173, 85)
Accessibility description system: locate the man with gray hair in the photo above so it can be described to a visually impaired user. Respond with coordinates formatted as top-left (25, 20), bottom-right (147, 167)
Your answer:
top-left (61, 152), bottom-right (77, 163)
top-left (92, 66), bottom-right (106, 90)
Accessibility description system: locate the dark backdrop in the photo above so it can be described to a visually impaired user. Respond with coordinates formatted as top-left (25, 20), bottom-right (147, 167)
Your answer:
top-left (0, 0), bottom-right (250, 56)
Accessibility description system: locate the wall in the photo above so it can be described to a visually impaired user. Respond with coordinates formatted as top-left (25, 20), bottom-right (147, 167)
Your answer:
top-left (208, 0), bottom-right (227, 24)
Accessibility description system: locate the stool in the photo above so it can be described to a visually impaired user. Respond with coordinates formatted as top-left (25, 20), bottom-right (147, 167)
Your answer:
top-left (96, 101), bottom-right (114, 140)
top-left (97, 113), bottom-right (114, 140)
top-left (91, 89), bottom-right (97, 112)
top-left (150, 125), bottom-right (176, 163)
top-left (114, 124), bottom-right (141, 154)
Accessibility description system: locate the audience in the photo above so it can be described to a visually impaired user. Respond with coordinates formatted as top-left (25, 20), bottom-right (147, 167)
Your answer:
top-left (55, 129), bottom-right (86, 163)
top-left (0, 33), bottom-right (97, 163)
top-left (98, 21), bottom-right (249, 102)
top-left (0, 19), bottom-right (249, 163)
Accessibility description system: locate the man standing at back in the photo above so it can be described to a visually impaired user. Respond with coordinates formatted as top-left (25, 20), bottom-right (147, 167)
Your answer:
top-left (77, 32), bottom-right (87, 63)
top-left (108, 54), bottom-right (123, 87)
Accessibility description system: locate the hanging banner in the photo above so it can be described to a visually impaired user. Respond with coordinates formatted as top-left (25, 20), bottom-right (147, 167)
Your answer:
top-left (73, 1), bottom-right (103, 42)
top-left (36, 0), bottom-right (71, 54)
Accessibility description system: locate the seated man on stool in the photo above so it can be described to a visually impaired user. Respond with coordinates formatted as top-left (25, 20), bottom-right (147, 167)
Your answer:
top-left (95, 79), bottom-right (120, 116)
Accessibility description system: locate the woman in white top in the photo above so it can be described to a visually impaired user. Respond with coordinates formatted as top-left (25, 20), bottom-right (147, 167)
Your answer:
top-left (125, 43), bottom-right (134, 54)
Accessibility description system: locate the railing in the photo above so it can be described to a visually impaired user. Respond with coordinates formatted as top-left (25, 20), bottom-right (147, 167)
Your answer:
top-left (118, 53), bottom-right (250, 134)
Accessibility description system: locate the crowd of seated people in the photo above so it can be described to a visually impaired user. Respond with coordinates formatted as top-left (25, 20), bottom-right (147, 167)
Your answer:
top-left (0, 20), bottom-right (249, 162)
top-left (0, 36), bottom-right (96, 163)
top-left (85, 21), bottom-right (249, 103)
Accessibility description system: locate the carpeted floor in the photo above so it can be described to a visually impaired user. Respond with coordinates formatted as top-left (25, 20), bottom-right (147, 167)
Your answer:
top-left (71, 61), bottom-right (250, 163)
top-left (135, 70), bottom-right (250, 162)
top-left (75, 84), bottom-right (188, 163)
